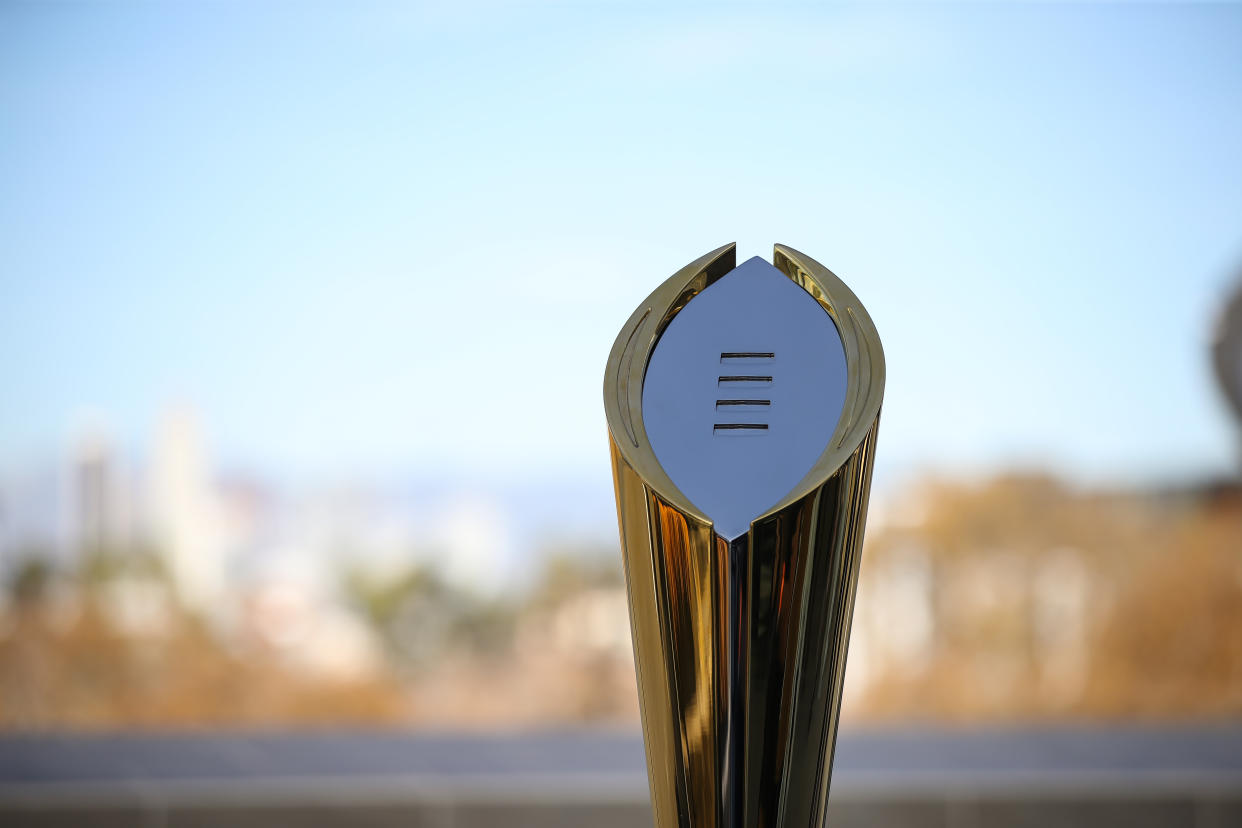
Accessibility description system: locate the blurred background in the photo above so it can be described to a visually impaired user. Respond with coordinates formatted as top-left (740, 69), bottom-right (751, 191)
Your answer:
top-left (2, 1), bottom-right (1241, 826)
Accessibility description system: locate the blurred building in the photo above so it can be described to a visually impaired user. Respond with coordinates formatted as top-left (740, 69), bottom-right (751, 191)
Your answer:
top-left (845, 474), bottom-right (1242, 721)
top-left (423, 493), bottom-right (515, 596)
top-left (70, 427), bottom-right (133, 559)
top-left (146, 407), bottom-right (225, 615)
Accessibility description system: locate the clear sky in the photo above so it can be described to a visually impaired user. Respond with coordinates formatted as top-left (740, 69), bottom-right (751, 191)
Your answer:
top-left (2, 1), bottom-right (1241, 489)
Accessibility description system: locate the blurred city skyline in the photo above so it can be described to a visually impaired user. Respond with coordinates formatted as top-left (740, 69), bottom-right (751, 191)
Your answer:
top-left (3, 2), bottom-right (1241, 495)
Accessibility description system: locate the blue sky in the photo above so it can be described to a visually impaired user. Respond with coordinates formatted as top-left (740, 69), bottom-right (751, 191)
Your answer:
top-left (2, 1), bottom-right (1241, 490)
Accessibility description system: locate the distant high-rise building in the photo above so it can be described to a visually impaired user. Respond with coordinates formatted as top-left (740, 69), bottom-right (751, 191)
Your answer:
top-left (147, 406), bottom-right (224, 614)
top-left (71, 428), bottom-right (129, 558)
top-left (425, 493), bottom-right (514, 595)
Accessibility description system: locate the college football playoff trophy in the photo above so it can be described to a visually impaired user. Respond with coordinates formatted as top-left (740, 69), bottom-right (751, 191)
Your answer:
top-left (603, 243), bottom-right (885, 827)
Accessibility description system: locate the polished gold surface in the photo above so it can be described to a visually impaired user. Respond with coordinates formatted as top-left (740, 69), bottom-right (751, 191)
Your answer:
top-left (604, 244), bottom-right (885, 827)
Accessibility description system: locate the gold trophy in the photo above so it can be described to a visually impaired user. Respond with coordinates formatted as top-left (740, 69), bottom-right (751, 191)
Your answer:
top-left (603, 243), bottom-right (884, 827)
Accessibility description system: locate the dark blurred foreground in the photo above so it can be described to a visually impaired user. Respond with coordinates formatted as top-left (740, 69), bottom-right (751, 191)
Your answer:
top-left (1, 727), bottom-right (1239, 827)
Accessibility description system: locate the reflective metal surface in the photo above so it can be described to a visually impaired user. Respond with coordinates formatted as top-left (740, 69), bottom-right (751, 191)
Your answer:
top-left (603, 244), bottom-right (885, 828)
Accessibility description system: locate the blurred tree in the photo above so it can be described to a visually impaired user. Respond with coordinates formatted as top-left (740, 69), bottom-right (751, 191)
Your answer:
top-left (8, 554), bottom-right (55, 605)
top-left (342, 562), bottom-right (517, 670)
top-left (530, 548), bottom-right (624, 610)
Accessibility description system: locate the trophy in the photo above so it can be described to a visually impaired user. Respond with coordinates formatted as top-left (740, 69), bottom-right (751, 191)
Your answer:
top-left (603, 243), bottom-right (885, 827)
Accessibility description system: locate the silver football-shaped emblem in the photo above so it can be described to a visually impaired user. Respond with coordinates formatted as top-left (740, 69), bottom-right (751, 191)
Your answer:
top-left (641, 256), bottom-right (848, 539)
